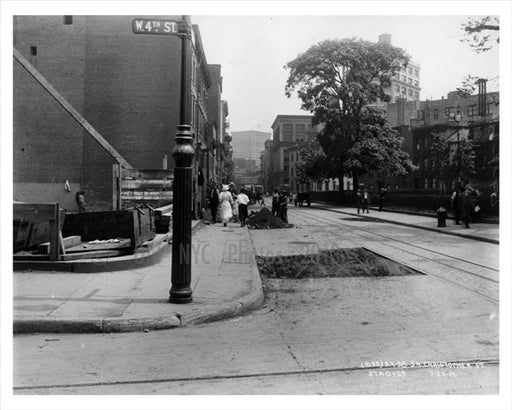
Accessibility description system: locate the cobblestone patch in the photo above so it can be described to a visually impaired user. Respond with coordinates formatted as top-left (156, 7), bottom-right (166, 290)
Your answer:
top-left (256, 248), bottom-right (423, 279)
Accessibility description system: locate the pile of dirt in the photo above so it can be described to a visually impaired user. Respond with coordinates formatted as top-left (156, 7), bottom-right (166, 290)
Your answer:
top-left (246, 207), bottom-right (293, 229)
top-left (256, 248), bottom-right (422, 278)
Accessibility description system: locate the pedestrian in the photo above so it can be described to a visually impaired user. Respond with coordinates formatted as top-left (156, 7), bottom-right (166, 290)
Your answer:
top-left (75, 190), bottom-right (87, 213)
top-left (271, 190), bottom-right (280, 216)
top-left (459, 187), bottom-right (474, 229)
top-left (219, 184), bottom-right (234, 227)
top-left (378, 187), bottom-right (387, 212)
top-left (361, 189), bottom-right (370, 213)
top-left (237, 189), bottom-right (250, 227)
top-left (278, 191), bottom-right (288, 223)
top-left (451, 186), bottom-right (462, 225)
top-left (232, 192), bottom-right (239, 223)
top-left (355, 188), bottom-right (362, 214)
top-left (209, 184), bottom-right (220, 223)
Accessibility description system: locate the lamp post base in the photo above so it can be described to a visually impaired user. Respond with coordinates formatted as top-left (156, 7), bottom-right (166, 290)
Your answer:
top-left (169, 287), bottom-right (193, 304)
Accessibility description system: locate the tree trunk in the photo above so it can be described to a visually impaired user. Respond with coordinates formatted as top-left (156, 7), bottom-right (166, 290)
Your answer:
top-left (352, 169), bottom-right (359, 192)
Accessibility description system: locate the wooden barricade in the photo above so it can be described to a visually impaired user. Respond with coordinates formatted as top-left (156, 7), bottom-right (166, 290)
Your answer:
top-left (113, 165), bottom-right (174, 210)
top-left (13, 203), bottom-right (65, 261)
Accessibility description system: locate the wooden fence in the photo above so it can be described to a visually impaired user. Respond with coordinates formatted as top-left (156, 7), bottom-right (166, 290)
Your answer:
top-left (113, 165), bottom-right (174, 210)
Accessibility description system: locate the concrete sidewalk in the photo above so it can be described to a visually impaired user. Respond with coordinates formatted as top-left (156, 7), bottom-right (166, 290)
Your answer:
top-left (313, 202), bottom-right (499, 244)
top-left (13, 222), bottom-right (263, 334)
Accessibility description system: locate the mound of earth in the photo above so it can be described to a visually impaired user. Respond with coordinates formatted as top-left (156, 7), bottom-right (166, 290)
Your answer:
top-left (256, 248), bottom-right (423, 278)
top-left (246, 207), bottom-right (293, 229)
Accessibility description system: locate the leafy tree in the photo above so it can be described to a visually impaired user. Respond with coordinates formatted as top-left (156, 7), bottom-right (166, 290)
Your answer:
top-left (285, 38), bottom-right (416, 190)
top-left (458, 17), bottom-right (499, 98)
top-left (460, 16), bottom-right (499, 53)
top-left (426, 132), bottom-right (476, 191)
top-left (294, 140), bottom-right (337, 184)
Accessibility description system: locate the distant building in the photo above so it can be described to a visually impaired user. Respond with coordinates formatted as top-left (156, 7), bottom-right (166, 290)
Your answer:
top-left (378, 33), bottom-right (421, 104)
top-left (260, 139), bottom-right (273, 192)
top-left (268, 115), bottom-right (321, 192)
top-left (231, 130), bottom-right (271, 169)
top-left (364, 82), bottom-right (499, 193)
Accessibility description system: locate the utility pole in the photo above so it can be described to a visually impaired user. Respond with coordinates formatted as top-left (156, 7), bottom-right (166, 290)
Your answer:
top-left (170, 15), bottom-right (194, 304)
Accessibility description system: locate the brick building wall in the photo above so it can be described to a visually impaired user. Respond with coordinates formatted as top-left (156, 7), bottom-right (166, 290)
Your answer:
top-left (81, 16), bottom-right (182, 209)
top-left (13, 15), bottom-right (214, 210)
top-left (13, 16), bottom-right (87, 210)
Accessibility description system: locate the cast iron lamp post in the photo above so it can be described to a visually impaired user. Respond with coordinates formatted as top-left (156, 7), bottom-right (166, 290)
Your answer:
top-left (170, 16), bottom-right (194, 304)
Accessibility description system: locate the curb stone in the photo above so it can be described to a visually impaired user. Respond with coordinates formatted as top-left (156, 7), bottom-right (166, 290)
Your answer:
top-left (13, 226), bottom-right (264, 334)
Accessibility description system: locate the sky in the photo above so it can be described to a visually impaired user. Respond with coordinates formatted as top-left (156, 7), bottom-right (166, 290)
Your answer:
top-left (192, 14), bottom-right (500, 133)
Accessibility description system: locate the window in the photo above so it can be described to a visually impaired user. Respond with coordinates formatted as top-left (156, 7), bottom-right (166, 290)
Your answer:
top-left (408, 67), bottom-right (413, 75)
top-left (487, 103), bottom-right (494, 115)
top-left (414, 69), bottom-right (419, 77)
top-left (282, 124), bottom-right (293, 141)
top-left (468, 105), bottom-right (476, 116)
top-left (414, 80), bottom-right (419, 87)
top-left (408, 77), bottom-right (413, 84)
top-left (408, 89), bottom-right (413, 97)
top-left (434, 109), bottom-right (439, 119)
top-left (63, 16), bottom-right (73, 25)
top-left (416, 139), bottom-right (420, 150)
top-left (295, 124), bottom-right (305, 142)
top-left (30, 46), bottom-right (37, 56)
top-left (401, 75), bottom-right (406, 82)
top-left (414, 91), bottom-right (419, 100)
top-left (401, 87), bottom-right (406, 94)
top-left (395, 85), bottom-right (400, 93)
top-left (445, 107), bottom-right (453, 116)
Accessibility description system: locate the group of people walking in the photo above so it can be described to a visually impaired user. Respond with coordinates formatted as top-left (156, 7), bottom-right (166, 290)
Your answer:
top-left (451, 185), bottom-right (482, 229)
top-left (208, 184), bottom-right (250, 227)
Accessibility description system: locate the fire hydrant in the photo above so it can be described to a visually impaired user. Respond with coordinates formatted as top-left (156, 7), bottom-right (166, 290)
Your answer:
top-left (437, 206), bottom-right (447, 227)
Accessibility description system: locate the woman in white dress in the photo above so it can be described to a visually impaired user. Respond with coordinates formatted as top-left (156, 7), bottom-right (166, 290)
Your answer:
top-left (219, 185), bottom-right (234, 227)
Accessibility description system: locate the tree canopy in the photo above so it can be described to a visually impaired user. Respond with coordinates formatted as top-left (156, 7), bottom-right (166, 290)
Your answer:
top-left (460, 16), bottom-right (499, 53)
top-left (284, 38), bottom-right (416, 189)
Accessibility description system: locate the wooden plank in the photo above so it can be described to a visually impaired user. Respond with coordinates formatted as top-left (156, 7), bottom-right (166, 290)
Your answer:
top-left (120, 180), bottom-right (173, 189)
top-left (66, 238), bottom-right (132, 253)
top-left (121, 169), bottom-right (173, 180)
top-left (13, 253), bottom-right (50, 261)
top-left (37, 235), bottom-right (82, 254)
top-left (49, 204), bottom-right (59, 261)
top-left (113, 164), bottom-right (121, 211)
top-left (61, 250), bottom-right (129, 261)
top-left (13, 48), bottom-right (132, 169)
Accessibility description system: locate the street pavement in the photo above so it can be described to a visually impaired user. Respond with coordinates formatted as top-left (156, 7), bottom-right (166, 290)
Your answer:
top-left (11, 203), bottom-right (501, 396)
top-left (12, 200), bottom-right (498, 334)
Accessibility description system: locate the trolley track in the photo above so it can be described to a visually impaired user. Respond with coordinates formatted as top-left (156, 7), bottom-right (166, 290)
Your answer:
top-left (290, 208), bottom-right (499, 303)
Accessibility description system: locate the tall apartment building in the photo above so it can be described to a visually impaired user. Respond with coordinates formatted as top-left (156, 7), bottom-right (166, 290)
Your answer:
top-left (378, 33), bottom-right (421, 103)
top-left (14, 15), bottom-right (219, 211)
top-left (231, 130), bottom-right (271, 169)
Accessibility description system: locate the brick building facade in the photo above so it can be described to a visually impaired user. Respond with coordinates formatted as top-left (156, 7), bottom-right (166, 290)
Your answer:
top-left (14, 16), bottom-right (220, 211)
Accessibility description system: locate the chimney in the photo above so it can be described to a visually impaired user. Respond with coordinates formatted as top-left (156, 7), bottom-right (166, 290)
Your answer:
top-left (378, 33), bottom-right (392, 45)
top-left (477, 78), bottom-right (487, 116)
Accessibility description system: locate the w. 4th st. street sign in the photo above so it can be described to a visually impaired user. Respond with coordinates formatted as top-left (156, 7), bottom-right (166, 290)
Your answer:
top-left (132, 19), bottom-right (179, 35)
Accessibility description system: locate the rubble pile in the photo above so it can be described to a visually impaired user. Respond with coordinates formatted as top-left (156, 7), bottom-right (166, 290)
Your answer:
top-left (246, 207), bottom-right (293, 229)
